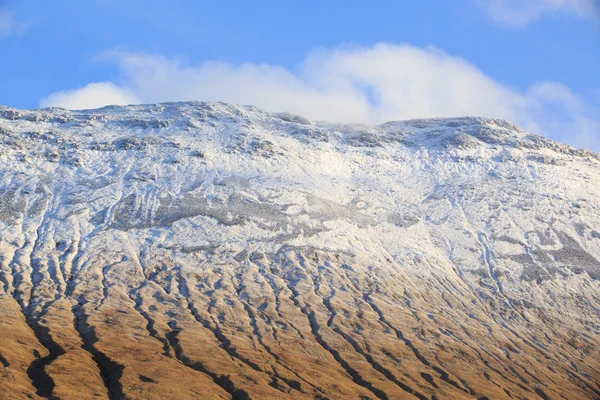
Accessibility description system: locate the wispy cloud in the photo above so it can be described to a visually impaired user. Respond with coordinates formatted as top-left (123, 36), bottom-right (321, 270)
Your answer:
top-left (0, 7), bottom-right (29, 36)
top-left (477, 0), bottom-right (598, 27)
top-left (41, 82), bottom-right (140, 111)
top-left (40, 43), bottom-right (600, 151)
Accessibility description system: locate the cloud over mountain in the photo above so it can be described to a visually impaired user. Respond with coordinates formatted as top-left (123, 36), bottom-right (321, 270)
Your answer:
top-left (40, 43), bottom-right (600, 151)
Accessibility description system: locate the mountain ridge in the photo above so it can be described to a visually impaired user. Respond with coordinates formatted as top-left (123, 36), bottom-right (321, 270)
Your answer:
top-left (2, 101), bottom-right (598, 162)
top-left (0, 101), bottom-right (598, 399)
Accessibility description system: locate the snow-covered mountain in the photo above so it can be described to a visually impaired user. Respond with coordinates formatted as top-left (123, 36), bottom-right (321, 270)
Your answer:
top-left (0, 102), bottom-right (599, 400)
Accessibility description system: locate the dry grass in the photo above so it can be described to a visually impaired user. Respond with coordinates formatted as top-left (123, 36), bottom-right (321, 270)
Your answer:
top-left (1, 252), bottom-right (599, 400)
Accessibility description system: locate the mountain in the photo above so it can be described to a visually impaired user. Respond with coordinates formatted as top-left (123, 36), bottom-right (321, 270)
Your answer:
top-left (0, 102), bottom-right (599, 400)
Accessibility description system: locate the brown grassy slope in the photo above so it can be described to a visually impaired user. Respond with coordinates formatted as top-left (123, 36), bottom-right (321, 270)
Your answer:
top-left (0, 250), bottom-right (599, 399)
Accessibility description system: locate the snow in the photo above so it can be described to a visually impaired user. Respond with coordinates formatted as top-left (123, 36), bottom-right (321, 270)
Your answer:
top-left (1, 102), bottom-right (599, 296)
top-left (0, 101), bottom-right (599, 398)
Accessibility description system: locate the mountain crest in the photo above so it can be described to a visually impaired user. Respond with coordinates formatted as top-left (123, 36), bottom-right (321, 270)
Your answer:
top-left (0, 101), bottom-right (598, 399)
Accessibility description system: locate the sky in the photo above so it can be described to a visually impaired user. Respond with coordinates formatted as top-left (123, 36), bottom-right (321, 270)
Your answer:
top-left (1, 0), bottom-right (599, 150)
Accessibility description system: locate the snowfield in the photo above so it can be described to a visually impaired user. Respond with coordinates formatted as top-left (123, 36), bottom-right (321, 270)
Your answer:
top-left (0, 101), bottom-right (599, 399)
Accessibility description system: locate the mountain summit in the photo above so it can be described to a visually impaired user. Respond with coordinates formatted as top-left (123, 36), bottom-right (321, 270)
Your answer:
top-left (0, 102), bottom-right (599, 399)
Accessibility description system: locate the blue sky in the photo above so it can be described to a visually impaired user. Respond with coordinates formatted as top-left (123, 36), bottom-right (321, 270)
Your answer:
top-left (1, 0), bottom-right (599, 149)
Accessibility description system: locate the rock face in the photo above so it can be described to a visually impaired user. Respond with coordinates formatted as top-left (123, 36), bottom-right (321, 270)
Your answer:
top-left (0, 102), bottom-right (599, 400)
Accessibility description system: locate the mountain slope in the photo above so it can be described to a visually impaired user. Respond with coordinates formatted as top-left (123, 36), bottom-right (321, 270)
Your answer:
top-left (0, 102), bottom-right (599, 399)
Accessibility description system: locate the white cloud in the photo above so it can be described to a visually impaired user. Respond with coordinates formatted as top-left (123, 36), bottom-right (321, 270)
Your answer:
top-left (40, 82), bottom-right (140, 110)
top-left (40, 43), bottom-right (600, 151)
top-left (525, 82), bottom-right (600, 149)
top-left (478, 0), bottom-right (598, 27)
top-left (0, 8), bottom-right (29, 36)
